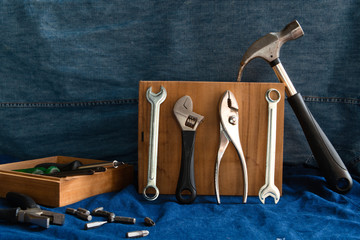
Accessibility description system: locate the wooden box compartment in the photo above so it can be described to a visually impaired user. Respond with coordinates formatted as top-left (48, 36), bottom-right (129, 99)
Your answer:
top-left (138, 81), bottom-right (285, 197)
top-left (0, 156), bottom-right (134, 207)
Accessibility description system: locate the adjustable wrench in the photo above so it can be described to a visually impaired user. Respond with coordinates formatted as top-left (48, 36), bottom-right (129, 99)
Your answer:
top-left (173, 96), bottom-right (204, 204)
top-left (259, 89), bottom-right (281, 204)
top-left (143, 86), bottom-right (167, 201)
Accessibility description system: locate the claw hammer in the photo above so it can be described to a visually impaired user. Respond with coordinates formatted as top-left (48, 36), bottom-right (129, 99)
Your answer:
top-left (237, 20), bottom-right (353, 193)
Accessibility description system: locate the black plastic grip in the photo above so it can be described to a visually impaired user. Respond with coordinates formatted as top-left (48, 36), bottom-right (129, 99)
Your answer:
top-left (176, 131), bottom-right (197, 204)
top-left (288, 93), bottom-right (353, 193)
top-left (6, 192), bottom-right (39, 209)
top-left (0, 207), bottom-right (19, 223)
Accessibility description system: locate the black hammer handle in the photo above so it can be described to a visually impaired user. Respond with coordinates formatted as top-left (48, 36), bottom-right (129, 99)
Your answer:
top-left (288, 93), bottom-right (353, 193)
top-left (176, 131), bottom-right (197, 204)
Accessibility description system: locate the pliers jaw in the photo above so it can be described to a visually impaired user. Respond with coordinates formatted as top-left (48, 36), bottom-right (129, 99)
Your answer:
top-left (215, 90), bottom-right (248, 204)
top-left (16, 208), bottom-right (65, 228)
top-left (17, 208), bottom-right (51, 228)
top-left (2, 192), bottom-right (65, 228)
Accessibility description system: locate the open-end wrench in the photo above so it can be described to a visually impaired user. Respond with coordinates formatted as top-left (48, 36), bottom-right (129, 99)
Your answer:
top-left (259, 89), bottom-right (281, 204)
top-left (237, 20), bottom-right (353, 193)
top-left (143, 86), bottom-right (167, 201)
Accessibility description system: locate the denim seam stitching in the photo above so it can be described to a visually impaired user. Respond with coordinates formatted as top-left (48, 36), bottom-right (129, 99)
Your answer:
top-left (0, 99), bottom-right (139, 108)
top-left (302, 96), bottom-right (360, 105)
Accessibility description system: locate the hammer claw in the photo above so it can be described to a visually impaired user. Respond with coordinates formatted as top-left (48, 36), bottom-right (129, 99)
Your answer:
top-left (237, 20), bottom-right (304, 83)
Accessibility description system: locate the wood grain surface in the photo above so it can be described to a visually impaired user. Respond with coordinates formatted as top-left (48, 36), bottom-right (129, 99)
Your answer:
top-left (0, 156), bottom-right (134, 207)
top-left (138, 81), bottom-right (285, 197)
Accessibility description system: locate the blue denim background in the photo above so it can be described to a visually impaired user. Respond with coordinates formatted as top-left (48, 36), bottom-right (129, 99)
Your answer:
top-left (0, 1), bottom-right (359, 174)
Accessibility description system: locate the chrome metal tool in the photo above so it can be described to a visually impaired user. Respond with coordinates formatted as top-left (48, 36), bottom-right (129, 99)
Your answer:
top-left (173, 95), bottom-right (204, 204)
top-left (215, 90), bottom-right (248, 204)
top-left (259, 89), bottom-right (281, 204)
top-left (126, 230), bottom-right (149, 238)
top-left (143, 86), bottom-right (167, 201)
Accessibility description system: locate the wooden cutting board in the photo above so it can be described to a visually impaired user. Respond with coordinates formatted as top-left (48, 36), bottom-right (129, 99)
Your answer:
top-left (138, 81), bottom-right (285, 197)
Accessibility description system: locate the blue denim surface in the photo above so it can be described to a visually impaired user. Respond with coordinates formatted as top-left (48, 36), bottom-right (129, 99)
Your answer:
top-left (0, 163), bottom-right (359, 239)
top-left (0, 1), bottom-right (359, 175)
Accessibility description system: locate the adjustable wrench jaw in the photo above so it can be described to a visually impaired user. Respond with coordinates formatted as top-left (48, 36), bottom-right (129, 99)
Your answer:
top-left (173, 96), bottom-right (204, 131)
top-left (215, 90), bottom-right (248, 204)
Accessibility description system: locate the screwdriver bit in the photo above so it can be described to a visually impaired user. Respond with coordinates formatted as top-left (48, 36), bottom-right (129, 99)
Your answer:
top-left (66, 207), bottom-right (92, 221)
top-left (92, 207), bottom-right (115, 219)
top-left (84, 221), bottom-right (108, 230)
top-left (144, 217), bottom-right (155, 227)
top-left (126, 230), bottom-right (149, 238)
top-left (77, 207), bottom-right (90, 215)
top-left (113, 216), bottom-right (136, 224)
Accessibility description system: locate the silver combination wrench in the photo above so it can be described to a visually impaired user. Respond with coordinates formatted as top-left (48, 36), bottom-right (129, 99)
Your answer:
top-left (259, 88), bottom-right (281, 204)
top-left (143, 86), bottom-right (167, 201)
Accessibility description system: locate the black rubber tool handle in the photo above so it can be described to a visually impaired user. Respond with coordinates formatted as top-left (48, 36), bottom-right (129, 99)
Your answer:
top-left (288, 93), bottom-right (353, 193)
top-left (176, 131), bottom-right (197, 204)
top-left (6, 192), bottom-right (39, 209)
top-left (0, 207), bottom-right (19, 223)
top-left (36, 160), bottom-right (83, 171)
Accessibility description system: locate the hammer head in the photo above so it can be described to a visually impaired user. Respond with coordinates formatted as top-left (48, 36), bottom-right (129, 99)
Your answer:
top-left (237, 20), bottom-right (304, 81)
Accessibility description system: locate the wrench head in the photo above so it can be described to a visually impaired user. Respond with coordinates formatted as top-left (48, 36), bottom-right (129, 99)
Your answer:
top-left (258, 183), bottom-right (280, 204)
top-left (146, 86), bottom-right (167, 105)
top-left (174, 95), bottom-right (193, 112)
top-left (143, 184), bottom-right (160, 201)
top-left (173, 96), bottom-right (204, 131)
top-left (265, 88), bottom-right (281, 104)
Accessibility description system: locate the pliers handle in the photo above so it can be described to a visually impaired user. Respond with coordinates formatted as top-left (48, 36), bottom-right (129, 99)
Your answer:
top-left (0, 192), bottom-right (65, 228)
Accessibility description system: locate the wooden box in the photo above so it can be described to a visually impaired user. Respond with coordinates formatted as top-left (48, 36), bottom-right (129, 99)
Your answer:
top-left (0, 156), bottom-right (134, 207)
top-left (138, 81), bottom-right (285, 197)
